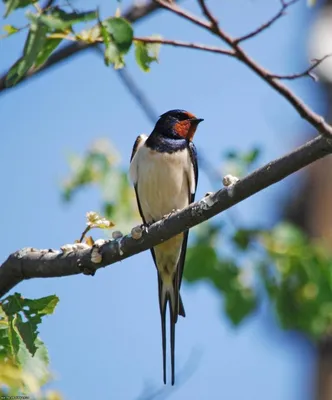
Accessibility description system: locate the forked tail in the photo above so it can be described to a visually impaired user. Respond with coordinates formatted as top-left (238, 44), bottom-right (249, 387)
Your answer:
top-left (158, 272), bottom-right (184, 385)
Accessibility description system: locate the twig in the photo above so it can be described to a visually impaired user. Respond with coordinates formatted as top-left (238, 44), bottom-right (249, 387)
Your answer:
top-left (1, 135), bottom-right (332, 298)
top-left (41, 0), bottom-right (55, 11)
top-left (154, 0), bottom-right (332, 137)
top-left (154, 0), bottom-right (211, 31)
top-left (234, 0), bottom-right (300, 44)
top-left (270, 54), bottom-right (332, 81)
top-left (79, 226), bottom-right (91, 243)
top-left (134, 37), bottom-right (234, 57)
top-left (197, 0), bottom-right (219, 30)
top-left (116, 67), bottom-right (158, 123)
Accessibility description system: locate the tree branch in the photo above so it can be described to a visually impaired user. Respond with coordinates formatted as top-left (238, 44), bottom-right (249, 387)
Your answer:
top-left (133, 37), bottom-right (234, 57)
top-left (154, 0), bottom-right (332, 137)
top-left (269, 54), bottom-right (332, 81)
top-left (1, 135), bottom-right (332, 298)
top-left (234, 0), bottom-right (300, 44)
top-left (0, 1), bottom-right (165, 93)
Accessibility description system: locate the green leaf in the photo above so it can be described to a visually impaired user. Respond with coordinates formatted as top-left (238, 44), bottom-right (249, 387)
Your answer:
top-left (100, 20), bottom-right (126, 68)
top-left (1, 294), bottom-right (59, 359)
top-left (100, 18), bottom-right (133, 69)
top-left (17, 337), bottom-right (51, 385)
top-left (224, 288), bottom-right (257, 325)
top-left (104, 42), bottom-right (125, 69)
top-left (103, 202), bottom-right (115, 219)
top-left (15, 313), bottom-right (38, 355)
top-left (259, 222), bottom-right (332, 338)
top-left (27, 9), bottom-right (97, 30)
top-left (3, 24), bottom-right (19, 35)
top-left (103, 17), bottom-right (133, 53)
top-left (34, 38), bottom-right (62, 68)
top-left (212, 260), bottom-right (239, 292)
top-left (5, 58), bottom-right (25, 87)
top-left (233, 228), bottom-right (260, 250)
top-left (193, 221), bottom-right (222, 247)
top-left (7, 315), bottom-right (20, 363)
top-left (185, 244), bottom-right (257, 325)
top-left (242, 147), bottom-right (260, 165)
top-left (1, 293), bottom-right (24, 315)
top-left (24, 295), bottom-right (59, 316)
top-left (224, 148), bottom-right (260, 166)
top-left (3, 0), bottom-right (36, 18)
top-left (222, 147), bottom-right (261, 178)
top-left (5, 20), bottom-right (48, 87)
top-left (233, 229), bottom-right (251, 250)
top-left (135, 39), bottom-right (160, 72)
top-left (184, 244), bottom-right (218, 282)
top-left (100, 20), bottom-right (113, 67)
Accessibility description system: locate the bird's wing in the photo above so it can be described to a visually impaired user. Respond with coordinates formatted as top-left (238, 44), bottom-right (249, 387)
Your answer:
top-left (130, 134), bottom-right (148, 224)
top-left (130, 134), bottom-right (147, 163)
top-left (165, 141), bottom-right (198, 385)
top-left (177, 141), bottom-right (198, 291)
top-left (129, 134), bottom-right (158, 266)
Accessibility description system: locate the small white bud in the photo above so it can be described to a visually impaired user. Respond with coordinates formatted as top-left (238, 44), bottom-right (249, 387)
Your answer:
top-left (90, 240), bottom-right (105, 264)
top-left (75, 243), bottom-right (90, 250)
top-left (61, 244), bottom-right (75, 253)
top-left (86, 211), bottom-right (99, 224)
top-left (91, 247), bottom-right (102, 264)
top-left (131, 225), bottom-right (143, 240)
top-left (94, 239), bottom-right (106, 247)
top-left (112, 231), bottom-right (123, 239)
top-left (223, 174), bottom-right (239, 187)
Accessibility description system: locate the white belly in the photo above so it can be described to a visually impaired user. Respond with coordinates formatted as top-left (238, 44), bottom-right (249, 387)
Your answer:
top-left (133, 146), bottom-right (191, 223)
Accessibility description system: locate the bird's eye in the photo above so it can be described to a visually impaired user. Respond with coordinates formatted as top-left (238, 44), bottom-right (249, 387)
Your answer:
top-left (176, 113), bottom-right (189, 121)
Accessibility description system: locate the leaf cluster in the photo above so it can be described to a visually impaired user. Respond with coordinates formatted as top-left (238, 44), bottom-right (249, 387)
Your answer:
top-left (2, 0), bottom-right (161, 87)
top-left (62, 139), bottom-right (139, 233)
top-left (0, 293), bottom-right (60, 398)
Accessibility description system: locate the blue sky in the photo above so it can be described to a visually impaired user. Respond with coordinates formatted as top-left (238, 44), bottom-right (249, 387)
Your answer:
top-left (0, 0), bottom-right (324, 399)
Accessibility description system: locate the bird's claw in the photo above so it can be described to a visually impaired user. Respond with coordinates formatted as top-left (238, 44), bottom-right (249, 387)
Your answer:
top-left (140, 222), bottom-right (151, 232)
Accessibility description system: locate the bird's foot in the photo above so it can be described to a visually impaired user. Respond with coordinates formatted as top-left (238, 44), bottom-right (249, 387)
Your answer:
top-left (140, 222), bottom-right (151, 233)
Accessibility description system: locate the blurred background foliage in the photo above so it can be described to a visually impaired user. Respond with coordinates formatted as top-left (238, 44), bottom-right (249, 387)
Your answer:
top-left (61, 138), bottom-right (332, 340)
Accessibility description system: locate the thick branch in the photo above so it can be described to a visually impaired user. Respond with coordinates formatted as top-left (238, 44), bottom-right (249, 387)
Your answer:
top-left (0, 1), bottom-right (163, 93)
top-left (1, 135), bottom-right (332, 298)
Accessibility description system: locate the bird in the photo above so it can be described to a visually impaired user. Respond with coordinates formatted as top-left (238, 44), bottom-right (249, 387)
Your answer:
top-left (129, 109), bottom-right (203, 385)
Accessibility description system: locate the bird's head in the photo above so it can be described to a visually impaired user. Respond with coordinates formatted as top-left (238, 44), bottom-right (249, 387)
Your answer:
top-left (154, 109), bottom-right (204, 141)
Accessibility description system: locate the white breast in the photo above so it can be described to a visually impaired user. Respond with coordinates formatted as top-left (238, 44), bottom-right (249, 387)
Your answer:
top-left (130, 143), bottom-right (194, 223)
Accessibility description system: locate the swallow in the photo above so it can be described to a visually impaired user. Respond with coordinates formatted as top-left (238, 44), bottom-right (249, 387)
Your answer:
top-left (129, 109), bottom-right (203, 385)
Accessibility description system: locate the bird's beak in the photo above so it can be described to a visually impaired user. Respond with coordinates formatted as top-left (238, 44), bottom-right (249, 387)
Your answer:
top-left (186, 118), bottom-right (204, 141)
top-left (190, 118), bottom-right (204, 124)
